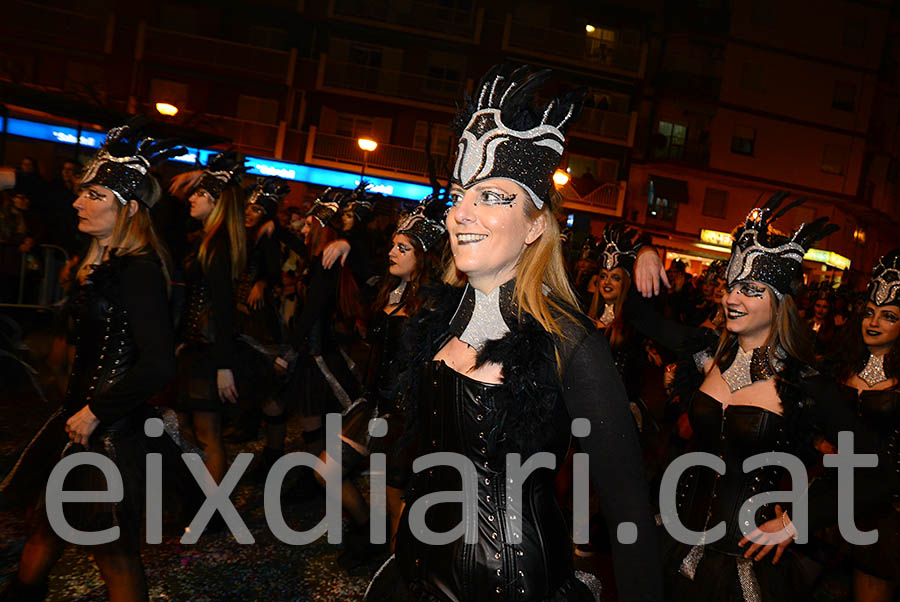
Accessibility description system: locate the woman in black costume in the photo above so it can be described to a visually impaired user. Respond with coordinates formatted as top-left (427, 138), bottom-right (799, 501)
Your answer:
top-left (0, 124), bottom-right (182, 601)
top-left (322, 193), bottom-right (447, 569)
top-left (829, 248), bottom-right (900, 602)
top-left (365, 63), bottom-right (662, 602)
top-left (628, 193), bottom-right (886, 601)
top-left (175, 151), bottom-right (246, 485)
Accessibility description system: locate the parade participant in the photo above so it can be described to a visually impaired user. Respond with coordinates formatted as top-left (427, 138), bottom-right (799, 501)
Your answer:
top-left (365, 63), bottom-right (661, 602)
top-left (228, 178), bottom-right (291, 446)
top-left (321, 192), bottom-right (447, 570)
top-left (831, 248), bottom-right (899, 602)
top-left (629, 192), bottom-right (883, 601)
top-left (0, 124), bottom-right (182, 601)
top-left (175, 151), bottom-right (246, 485)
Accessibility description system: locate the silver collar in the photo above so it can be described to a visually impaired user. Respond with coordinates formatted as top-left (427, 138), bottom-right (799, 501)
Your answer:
top-left (600, 303), bottom-right (615, 325)
top-left (388, 281), bottom-right (407, 306)
top-left (720, 345), bottom-right (781, 394)
top-left (859, 353), bottom-right (888, 388)
top-left (458, 285), bottom-right (511, 350)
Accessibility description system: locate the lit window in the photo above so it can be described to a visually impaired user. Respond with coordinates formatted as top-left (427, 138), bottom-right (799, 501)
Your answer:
top-left (657, 121), bottom-right (688, 160)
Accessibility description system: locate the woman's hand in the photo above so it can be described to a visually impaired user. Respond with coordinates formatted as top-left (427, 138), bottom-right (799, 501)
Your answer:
top-left (217, 369), bottom-right (238, 404)
top-left (65, 405), bottom-right (100, 447)
top-left (248, 281), bottom-right (266, 310)
top-left (322, 239), bottom-right (351, 269)
top-left (737, 505), bottom-right (796, 564)
top-left (634, 247), bottom-right (670, 298)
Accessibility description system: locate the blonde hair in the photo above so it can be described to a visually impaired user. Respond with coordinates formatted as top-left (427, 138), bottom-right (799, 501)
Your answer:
top-left (198, 184), bottom-right (246, 281)
top-left (77, 178), bottom-right (172, 292)
top-left (443, 188), bottom-right (582, 343)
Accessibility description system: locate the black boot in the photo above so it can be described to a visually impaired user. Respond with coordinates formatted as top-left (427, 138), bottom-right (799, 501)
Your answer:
top-left (337, 521), bottom-right (386, 572)
top-left (245, 446), bottom-right (283, 484)
top-left (0, 578), bottom-right (48, 601)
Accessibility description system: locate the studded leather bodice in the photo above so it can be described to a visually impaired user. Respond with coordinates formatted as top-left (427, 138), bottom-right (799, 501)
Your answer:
top-left (367, 311), bottom-right (408, 410)
top-left (396, 361), bottom-right (573, 602)
top-left (839, 384), bottom-right (900, 504)
top-left (180, 254), bottom-right (214, 345)
top-left (65, 270), bottom-right (138, 416)
top-left (674, 391), bottom-right (791, 555)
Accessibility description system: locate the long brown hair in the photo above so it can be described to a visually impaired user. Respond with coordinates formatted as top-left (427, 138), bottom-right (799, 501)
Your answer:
top-left (588, 270), bottom-right (633, 350)
top-left (306, 217), bottom-right (364, 322)
top-left (198, 184), bottom-right (246, 280)
top-left (77, 178), bottom-right (172, 293)
top-left (375, 233), bottom-right (445, 316)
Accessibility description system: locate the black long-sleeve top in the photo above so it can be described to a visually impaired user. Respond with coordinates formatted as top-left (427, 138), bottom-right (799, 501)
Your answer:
top-left (66, 253), bottom-right (175, 424)
top-left (290, 255), bottom-right (338, 353)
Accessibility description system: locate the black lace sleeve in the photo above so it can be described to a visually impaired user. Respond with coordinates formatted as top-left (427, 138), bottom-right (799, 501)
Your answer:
top-left (88, 258), bottom-right (175, 423)
top-left (560, 329), bottom-right (664, 602)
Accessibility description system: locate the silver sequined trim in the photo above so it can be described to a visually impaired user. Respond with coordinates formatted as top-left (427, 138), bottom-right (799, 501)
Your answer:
top-left (721, 346), bottom-right (755, 393)
top-left (600, 303), bottom-right (615, 325)
top-left (736, 557), bottom-right (762, 602)
top-left (388, 281), bottom-right (407, 306)
top-left (458, 285), bottom-right (511, 350)
top-left (574, 570), bottom-right (604, 601)
top-left (859, 352), bottom-right (888, 387)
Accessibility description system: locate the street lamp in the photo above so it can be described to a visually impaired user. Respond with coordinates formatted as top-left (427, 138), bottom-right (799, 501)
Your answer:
top-left (552, 169), bottom-right (569, 186)
top-left (155, 102), bottom-right (179, 117)
top-left (357, 137), bottom-right (377, 178)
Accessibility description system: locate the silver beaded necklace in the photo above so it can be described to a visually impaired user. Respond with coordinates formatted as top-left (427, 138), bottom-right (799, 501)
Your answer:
top-left (858, 353), bottom-right (888, 387)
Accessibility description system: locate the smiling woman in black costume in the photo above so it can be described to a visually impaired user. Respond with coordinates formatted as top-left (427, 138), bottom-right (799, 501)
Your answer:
top-left (628, 193), bottom-right (889, 602)
top-left (0, 123), bottom-right (182, 601)
top-left (365, 63), bottom-right (662, 602)
top-left (828, 248), bottom-right (900, 602)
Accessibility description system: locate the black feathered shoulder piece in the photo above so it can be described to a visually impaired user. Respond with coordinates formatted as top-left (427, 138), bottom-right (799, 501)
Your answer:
top-left (80, 118), bottom-right (185, 208)
top-left (726, 191), bottom-right (838, 297)
top-left (451, 62), bottom-right (584, 210)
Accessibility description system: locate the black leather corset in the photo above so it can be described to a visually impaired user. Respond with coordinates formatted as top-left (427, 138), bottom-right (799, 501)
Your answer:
top-left (396, 361), bottom-right (573, 602)
top-left (65, 279), bottom-right (138, 414)
top-left (840, 384), bottom-right (900, 502)
top-left (675, 391), bottom-right (791, 555)
top-left (180, 258), bottom-right (213, 345)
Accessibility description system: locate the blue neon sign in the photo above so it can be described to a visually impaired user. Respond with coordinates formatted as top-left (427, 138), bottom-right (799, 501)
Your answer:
top-left (2, 117), bottom-right (433, 201)
top-left (5, 117), bottom-right (104, 149)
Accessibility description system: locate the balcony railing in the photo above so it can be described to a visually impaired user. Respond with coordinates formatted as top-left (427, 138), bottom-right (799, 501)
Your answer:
top-left (142, 27), bottom-right (293, 83)
top-left (3, 1), bottom-right (110, 53)
top-left (557, 181), bottom-right (626, 216)
top-left (306, 127), bottom-right (451, 179)
top-left (571, 108), bottom-right (635, 145)
top-left (329, 0), bottom-right (482, 43)
top-left (319, 54), bottom-right (467, 108)
top-left (503, 16), bottom-right (644, 76)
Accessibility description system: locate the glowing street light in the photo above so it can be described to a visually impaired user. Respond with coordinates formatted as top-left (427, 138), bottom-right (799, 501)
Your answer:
top-left (552, 169), bottom-right (570, 186)
top-left (155, 102), bottom-right (179, 117)
top-left (357, 137), bottom-right (378, 178)
top-left (585, 24), bottom-right (595, 33)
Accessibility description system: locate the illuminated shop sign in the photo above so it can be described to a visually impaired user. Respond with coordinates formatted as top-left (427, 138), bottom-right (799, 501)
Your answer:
top-left (699, 229), bottom-right (851, 269)
top-left (5, 117), bottom-right (103, 148)
top-left (3, 117), bottom-right (433, 201)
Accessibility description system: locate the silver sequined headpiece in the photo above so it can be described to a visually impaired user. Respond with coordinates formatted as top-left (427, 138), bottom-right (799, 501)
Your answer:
top-left (247, 177), bottom-right (290, 218)
top-left (80, 122), bottom-right (185, 207)
top-left (726, 191), bottom-right (838, 297)
top-left (397, 193), bottom-right (448, 252)
top-left (600, 222), bottom-right (646, 275)
top-left (451, 63), bottom-right (583, 210)
top-left (867, 248), bottom-right (900, 307)
top-left (196, 150), bottom-right (246, 200)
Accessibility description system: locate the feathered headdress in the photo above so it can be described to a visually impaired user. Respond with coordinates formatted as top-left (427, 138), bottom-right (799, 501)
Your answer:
top-left (340, 180), bottom-right (381, 224)
top-left (599, 223), bottom-right (647, 275)
top-left (80, 120), bottom-right (185, 207)
top-left (306, 186), bottom-right (344, 227)
top-left (451, 63), bottom-right (584, 210)
top-left (196, 150), bottom-right (246, 200)
top-left (726, 191), bottom-right (839, 297)
top-left (398, 137), bottom-right (449, 252)
top-left (247, 177), bottom-right (290, 218)
top-left (868, 248), bottom-right (900, 307)
top-left (704, 259), bottom-right (727, 283)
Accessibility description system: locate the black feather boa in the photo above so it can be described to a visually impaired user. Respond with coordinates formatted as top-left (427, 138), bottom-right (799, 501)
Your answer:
top-left (398, 283), bottom-right (585, 457)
